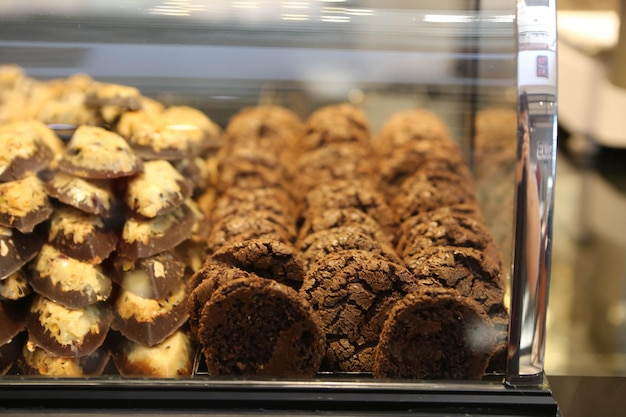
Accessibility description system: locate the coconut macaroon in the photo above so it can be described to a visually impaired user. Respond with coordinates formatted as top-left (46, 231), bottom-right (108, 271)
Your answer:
top-left (111, 279), bottom-right (189, 347)
top-left (44, 170), bottom-right (116, 217)
top-left (117, 106), bottom-right (221, 160)
top-left (25, 295), bottom-right (112, 358)
top-left (124, 160), bottom-right (193, 219)
top-left (0, 174), bottom-right (54, 233)
top-left (29, 244), bottom-right (113, 309)
top-left (58, 126), bottom-right (143, 179)
top-left (0, 120), bottom-right (61, 182)
top-left (110, 329), bottom-right (196, 377)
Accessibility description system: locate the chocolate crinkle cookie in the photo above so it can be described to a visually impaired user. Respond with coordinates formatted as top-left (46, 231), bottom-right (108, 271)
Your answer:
top-left (299, 250), bottom-right (429, 373)
top-left (210, 238), bottom-right (305, 290)
top-left (373, 287), bottom-right (496, 380)
top-left (405, 246), bottom-right (506, 319)
top-left (296, 226), bottom-right (401, 271)
top-left (197, 276), bottom-right (325, 378)
top-left (296, 207), bottom-right (391, 245)
top-left (300, 179), bottom-right (396, 239)
top-left (396, 209), bottom-right (502, 269)
top-left (187, 260), bottom-right (258, 337)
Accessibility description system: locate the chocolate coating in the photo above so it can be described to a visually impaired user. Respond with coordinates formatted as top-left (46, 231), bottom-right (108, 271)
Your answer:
top-left (109, 251), bottom-right (186, 299)
top-left (30, 244), bottom-right (113, 309)
top-left (0, 225), bottom-right (45, 280)
top-left (117, 202), bottom-right (196, 259)
top-left (111, 280), bottom-right (189, 347)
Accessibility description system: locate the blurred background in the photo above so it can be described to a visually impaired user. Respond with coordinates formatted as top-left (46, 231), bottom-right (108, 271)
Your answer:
top-left (547, 0), bottom-right (626, 378)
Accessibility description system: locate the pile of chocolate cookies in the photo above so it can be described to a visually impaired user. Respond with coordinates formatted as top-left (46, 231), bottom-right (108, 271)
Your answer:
top-left (0, 66), bottom-right (219, 376)
top-left (187, 106), bottom-right (327, 378)
top-left (187, 102), bottom-right (509, 380)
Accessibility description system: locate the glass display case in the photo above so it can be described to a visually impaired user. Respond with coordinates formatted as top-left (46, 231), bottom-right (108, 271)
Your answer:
top-left (0, 1), bottom-right (559, 415)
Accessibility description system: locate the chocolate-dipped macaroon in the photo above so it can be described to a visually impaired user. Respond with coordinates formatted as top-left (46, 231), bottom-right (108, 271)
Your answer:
top-left (26, 295), bottom-right (112, 358)
top-left (0, 225), bottom-right (45, 280)
top-left (110, 328), bottom-right (196, 377)
top-left (111, 279), bottom-right (189, 347)
top-left (109, 251), bottom-right (186, 300)
top-left (0, 175), bottom-right (53, 233)
top-left (47, 205), bottom-right (117, 264)
top-left (117, 201), bottom-right (196, 259)
top-left (58, 126), bottom-right (143, 179)
top-left (18, 343), bottom-right (111, 377)
top-left (29, 244), bottom-right (113, 309)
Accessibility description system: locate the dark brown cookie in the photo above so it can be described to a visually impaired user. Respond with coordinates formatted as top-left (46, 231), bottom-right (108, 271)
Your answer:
top-left (374, 108), bottom-right (454, 156)
top-left (0, 175), bottom-right (54, 233)
top-left (210, 187), bottom-right (297, 226)
top-left (378, 140), bottom-right (470, 195)
top-left (47, 205), bottom-right (117, 264)
top-left (29, 244), bottom-right (113, 309)
top-left (207, 211), bottom-right (295, 254)
top-left (396, 210), bottom-right (502, 269)
top-left (302, 103), bottom-right (370, 152)
top-left (296, 207), bottom-right (391, 245)
top-left (224, 105), bottom-right (303, 152)
top-left (301, 179), bottom-right (396, 238)
top-left (405, 246), bottom-right (506, 318)
top-left (0, 225), bottom-right (45, 280)
top-left (26, 295), bottom-right (113, 358)
top-left (58, 126), bottom-right (143, 179)
top-left (109, 251), bottom-right (186, 300)
top-left (373, 287), bottom-right (496, 380)
top-left (297, 226), bottom-right (401, 271)
top-left (210, 238), bottom-right (305, 290)
top-left (217, 144), bottom-right (285, 174)
top-left (111, 279), bottom-right (189, 347)
top-left (299, 250), bottom-right (426, 372)
top-left (124, 160), bottom-right (193, 218)
top-left (197, 276), bottom-right (325, 377)
top-left (295, 143), bottom-right (376, 194)
top-left (187, 261), bottom-right (258, 337)
top-left (44, 171), bottom-right (116, 217)
top-left (391, 172), bottom-right (478, 224)
top-left (110, 328), bottom-right (196, 377)
top-left (18, 343), bottom-right (111, 377)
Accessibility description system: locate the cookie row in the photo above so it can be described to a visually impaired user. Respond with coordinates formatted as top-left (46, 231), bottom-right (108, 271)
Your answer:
top-left (293, 104), bottom-right (413, 373)
top-left (188, 106), bottom-right (326, 378)
top-left (375, 109), bottom-right (509, 378)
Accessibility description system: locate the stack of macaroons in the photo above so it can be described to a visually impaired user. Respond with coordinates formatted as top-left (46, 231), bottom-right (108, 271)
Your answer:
top-left (0, 66), bottom-right (221, 377)
top-left (188, 106), bottom-right (326, 378)
top-left (0, 119), bottom-right (63, 375)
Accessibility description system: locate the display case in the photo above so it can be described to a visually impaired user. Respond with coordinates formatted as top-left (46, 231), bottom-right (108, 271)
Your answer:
top-left (0, 1), bottom-right (559, 415)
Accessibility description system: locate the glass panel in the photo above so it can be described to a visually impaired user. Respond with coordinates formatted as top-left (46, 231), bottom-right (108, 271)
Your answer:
top-left (506, 0), bottom-right (558, 385)
top-left (0, 0), bottom-right (556, 387)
